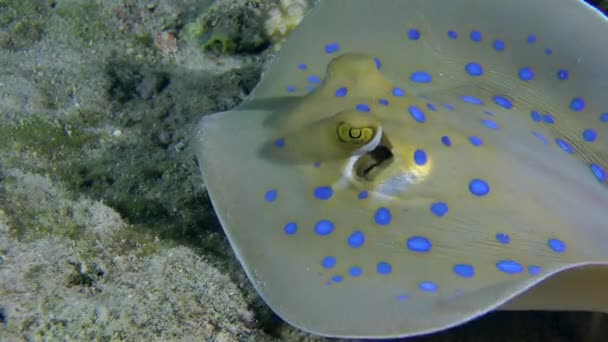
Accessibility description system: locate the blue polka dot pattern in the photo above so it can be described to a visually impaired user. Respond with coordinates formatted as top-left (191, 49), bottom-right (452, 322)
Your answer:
top-left (527, 34), bottom-right (537, 43)
top-left (547, 238), bottom-right (566, 253)
top-left (496, 233), bottom-right (510, 244)
top-left (264, 189), bottom-right (277, 202)
top-left (283, 222), bottom-right (297, 235)
top-left (557, 69), bottom-right (569, 80)
top-left (335, 87), bottom-right (348, 97)
top-left (406, 236), bottom-right (432, 253)
top-left (356, 104), bottom-right (371, 112)
top-left (453, 264), bottom-right (475, 278)
top-left (297, 63), bottom-right (307, 70)
top-left (315, 220), bottom-right (335, 236)
top-left (601, 113), bottom-right (608, 122)
top-left (469, 136), bottom-right (483, 146)
top-left (542, 114), bottom-right (555, 124)
top-left (322, 256), bottom-right (336, 269)
top-left (469, 179), bottom-right (490, 196)
top-left (430, 202), bottom-right (448, 217)
top-left (349, 266), bottom-right (363, 277)
top-left (409, 105), bottom-right (426, 123)
top-left (286, 85), bottom-right (296, 92)
top-left (545, 48), bottom-right (553, 55)
top-left (530, 110), bottom-right (542, 122)
top-left (324, 42), bottom-right (340, 54)
top-left (518, 67), bottom-right (535, 81)
top-left (496, 260), bottom-right (524, 274)
top-left (465, 62), bottom-right (484, 76)
top-left (418, 281), bottom-right (438, 292)
top-left (441, 136), bottom-right (452, 146)
top-left (410, 71), bottom-right (432, 83)
top-left (591, 164), bottom-right (606, 183)
top-left (583, 129), bottom-right (597, 142)
top-left (313, 186), bottom-right (333, 200)
top-left (447, 30), bottom-right (458, 39)
top-left (377, 262), bottom-right (392, 275)
top-left (347, 231), bottom-right (366, 248)
top-left (374, 207), bottom-right (392, 225)
top-left (470, 30), bottom-right (482, 42)
top-left (408, 28), bottom-right (421, 40)
top-left (274, 138), bottom-right (285, 148)
top-left (331, 275), bottom-right (343, 283)
top-left (493, 95), bottom-right (513, 109)
top-left (379, 98), bottom-right (389, 106)
top-left (414, 149), bottom-right (427, 165)
top-left (442, 103), bottom-right (455, 111)
top-left (427, 103), bottom-right (437, 111)
top-left (358, 190), bottom-right (369, 200)
top-left (392, 87), bottom-right (405, 97)
top-left (532, 131), bottom-right (550, 144)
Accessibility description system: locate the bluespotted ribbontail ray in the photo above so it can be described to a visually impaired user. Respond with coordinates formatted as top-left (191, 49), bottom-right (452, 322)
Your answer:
top-left (192, 0), bottom-right (608, 338)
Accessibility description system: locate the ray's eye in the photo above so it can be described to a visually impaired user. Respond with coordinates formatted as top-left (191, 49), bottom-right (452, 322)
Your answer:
top-left (337, 122), bottom-right (375, 144)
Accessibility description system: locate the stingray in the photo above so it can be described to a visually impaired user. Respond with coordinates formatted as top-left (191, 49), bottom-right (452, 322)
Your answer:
top-left (192, 0), bottom-right (608, 338)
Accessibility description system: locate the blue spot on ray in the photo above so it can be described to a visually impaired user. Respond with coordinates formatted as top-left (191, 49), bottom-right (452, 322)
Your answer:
top-left (555, 138), bottom-right (574, 153)
top-left (408, 28), bottom-right (421, 40)
top-left (410, 71), bottom-right (432, 83)
top-left (453, 264), bottom-right (475, 278)
top-left (315, 220), bottom-right (335, 236)
top-left (528, 265), bottom-right (543, 275)
top-left (591, 164), bottom-right (606, 183)
top-left (356, 104), bottom-right (371, 112)
top-left (493, 39), bottom-right (505, 51)
top-left (430, 202), bottom-right (448, 217)
top-left (313, 186), bottom-right (333, 200)
top-left (447, 30), bottom-right (458, 39)
top-left (286, 85), bottom-right (296, 93)
top-left (347, 231), bottom-right (366, 248)
top-left (496, 232), bottom-right (510, 244)
top-left (322, 256), bottom-right (336, 269)
top-left (409, 106), bottom-right (426, 123)
top-left (527, 34), bottom-right (537, 43)
top-left (358, 190), bottom-right (369, 200)
top-left (482, 119), bottom-right (499, 129)
top-left (542, 114), bottom-right (555, 124)
top-left (570, 97), bottom-right (586, 112)
top-left (419, 281), bottom-right (438, 292)
top-left (264, 189), bottom-right (277, 202)
top-left (427, 103), bottom-right (437, 111)
top-left (469, 136), bottom-right (483, 146)
top-left (377, 262), bottom-right (392, 275)
top-left (283, 222), bottom-right (297, 235)
top-left (392, 87), bottom-right (405, 97)
top-left (297, 63), bottom-right (307, 70)
top-left (518, 67), bottom-right (535, 81)
top-left (545, 48), bottom-right (553, 55)
top-left (461, 95), bottom-right (484, 105)
top-left (465, 62), bottom-right (484, 76)
top-left (469, 179), bottom-right (490, 196)
top-left (548, 238), bottom-right (567, 253)
top-left (374, 57), bottom-right (382, 70)
top-left (530, 110), bottom-right (542, 122)
top-left (583, 129), bottom-right (597, 142)
top-left (379, 98), bottom-right (389, 106)
top-left (274, 137), bottom-right (285, 148)
top-left (441, 136), bottom-right (452, 146)
top-left (601, 113), bottom-right (608, 122)
top-left (496, 260), bottom-right (524, 274)
top-left (406, 236), bottom-right (432, 253)
top-left (331, 275), bottom-right (343, 283)
top-left (349, 266), bottom-right (363, 277)
top-left (324, 42), bottom-right (340, 54)
top-left (557, 69), bottom-right (569, 80)
top-left (307, 75), bottom-right (321, 84)
top-left (470, 30), bottom-right (482, 42)
top-left (493, 96), bottom-right (513, 109)
top-left (414, 149), bottom-right (427, 165)
top-left (335, 87), bottom-right (348, 97)
top-left (375, 207), bottom-right (392, 225)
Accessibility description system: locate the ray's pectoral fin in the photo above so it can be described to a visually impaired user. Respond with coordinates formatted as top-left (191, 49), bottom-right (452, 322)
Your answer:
top-left (258, 108), bottom-right (384, 166)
